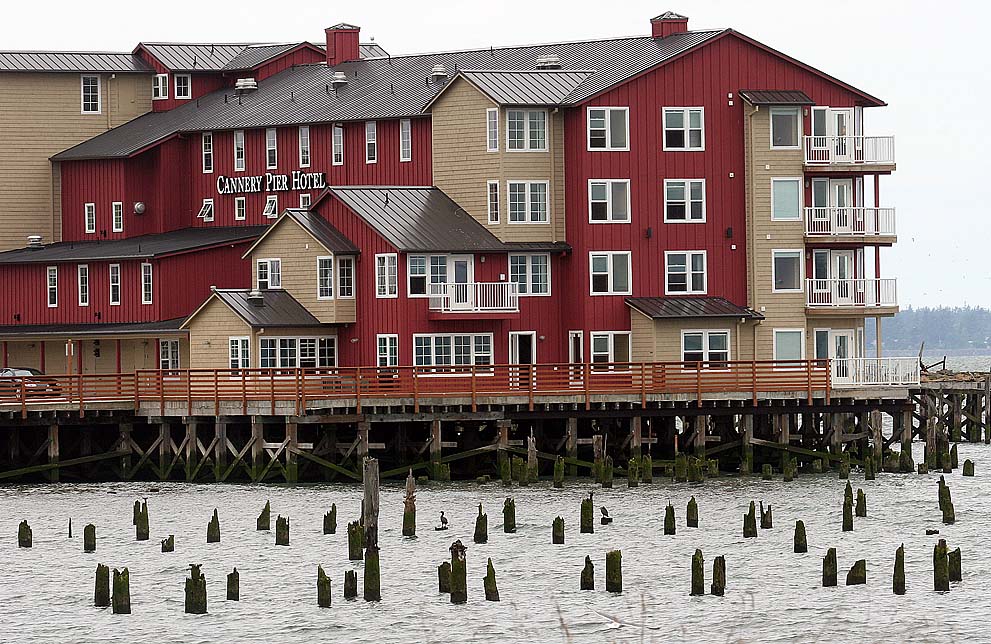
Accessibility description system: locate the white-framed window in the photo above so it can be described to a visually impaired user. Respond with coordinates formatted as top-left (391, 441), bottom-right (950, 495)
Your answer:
top-left (772, 249), bottom-right (804, 292)
top-left (377, 334), bottom-right (399, 367)
top-left (141, 263), bottom-right (153, 304)
top-left (663, 107), bottom-right (704, 151)
top-left (197, 198), bottom-right (214, 222)
top-left (76, 264), bottom-right (89, 306)
top-left (46, 266), bottom-right (58, 308)
top-left (317, 256), bottom-right (334, 299)
top-left (112, 201), bottom-right (124, 232)
top-left (771, 178), bottom-right (802, 221)
top-left (413, 333), bottom-right (492, 369)
top-left (507, 109), bottom-right (547, 151)
top-left (266, 128), bottom-right (278, 169)
top-left (590, 331), bottom-right (631, 366)
top-left (262, 194), bottom-right (278, 218)
top-left (682, 330), bottom-right (730, 363)
top-left (814, 329), bottom-right (830, 361)
top-left (174, 74), bottom-right (191, 100)
top-left (298, 126), bottom-right (311, 168)
top-left (108, 264), bottom-right (121, 305)
top-left (407, 254), bottom-right (450, 297)
top-left (365, 121), bottom-right (377, 163)
top-left (664, 179), bottom-right (705, 222)
top-left (589, 251), bottom-right (631, 295)
top-left (233, 130), bottom-right (246, 172)
top-left (81, 75), bottom-right (101, 114)
top-left (332, 124), bottom-right (344, 165)
top-left (773, 329), bottom-right (805, 361)
top-left (160, 340), bottom-right (180, 370)
top-left (588, 179), bottom-right (630, 223)
top-left (770, 107), bottom-right (801, 149)
top-left (487, 181), bottom-right (500, 224)
top-left (259, 338), bottom-right (278, 369)
top-left (299, 193), bottom-right (311, 209)
top-left (507, 181), bottom-right (549, 223)
top-left (151, 74), bottom-right (168, 100)
top-left (587, 107), bottom-right (629, 150)
top-left (337, 257), bottom-right (354, 298)
top-left (665, 251), bottom-right (706, 294)
top-left (229, 337), bottom-right (250, 370)
top-left (234, 196), bottom-right (246, 221)
top-left (201, 132), bottom-right (214, 173)
top-left (486, 108), bottom-right (499, 152)
top-left (259, 336), bottom-right (336, 368)
top-left (375, 253), bottom-right (397, 298)
top-left (509, 253), bottom-right (550, 296)
top-left (399, 118), bottom-right (412, 162)
top-left (84, 203), bottom-right (96, 234)
top-left (257, 258), bottom-right (282, 290)
top-left (299, 337), bottom-right (338, 368)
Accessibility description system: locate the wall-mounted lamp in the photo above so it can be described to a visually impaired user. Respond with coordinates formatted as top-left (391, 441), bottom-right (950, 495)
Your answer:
top-left (538, 335), bottom-right (546, 342)
top-left (725, 227), bottom-right (733, 239)
top-left (645, 227), bottom-right (653, 239)
top-left (480, 256), bottom-right (486, 263)
top-left (350, 338), bottom-right (359, 344)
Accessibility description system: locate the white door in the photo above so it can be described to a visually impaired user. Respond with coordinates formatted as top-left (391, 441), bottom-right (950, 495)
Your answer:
top-left (831, 108), bottom-right (854, 162)
top-left (568, 330), bottom-right (584, 386)
top-left (831, 179), bottom-right (853, 233)
top-left (830, 330), bottom-right (857, 384)
top-left (448, 255), bottom-right (473, 310)
top-left (832, 250), bottom-right (855, 304)
top-left (509, 331), bottom-right (536, 388)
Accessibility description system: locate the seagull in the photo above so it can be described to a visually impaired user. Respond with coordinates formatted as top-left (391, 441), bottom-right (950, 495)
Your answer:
top-left (600, 507), bottom-right (609, 518)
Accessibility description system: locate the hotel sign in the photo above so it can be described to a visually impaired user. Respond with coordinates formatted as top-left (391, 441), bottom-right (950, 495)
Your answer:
top-left (216, 171), bottom-right (326, 195)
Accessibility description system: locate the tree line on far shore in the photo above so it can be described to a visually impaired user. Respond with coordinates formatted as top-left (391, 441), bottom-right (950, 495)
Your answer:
top-left (867, 306), bottom-right (991, 353)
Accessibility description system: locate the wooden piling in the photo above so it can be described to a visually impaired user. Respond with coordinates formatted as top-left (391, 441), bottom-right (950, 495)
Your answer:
top-left (743, 501), bottom-right (757, 538)
top-left (688, 457), bottom-right (704, 483)
top-left (794, 520), bottom-right (807, 553)
top-left (473, 504), bottom-right (488, 544)
top-left (822, 548), bottom-right (837, 587)
top-left (112, 567), bottom-right (130, 614)
top-left (687, 496), bottom-right (698, 528)
top-left (227, 567), bottom-right (239, 601)
top-left (206, 508), bottom-right (221, 543)
top-left (94, 563), bottom-right (110, 607)
top-left (84, 523), bottom-right (96, 553)
top-left (68, 518), bottom-right (71, 539)
top-left (963, 459), bottom-right (975, 476)
top-left (627, 457), bottom-right (639, 488)
top-left (893, 544), bottom-right (905, 595)
top-left (759, 502), bottom-right (772, 529)
top-left (950, 444), bottom-right (959, 470)
top-left (17, 520), bottom-right (31, 548)
top-left (864, 455), bottom-right (876, 481)
top-left (761, 464), bottom-right (773, 481)
top-left (483, 558), bottom-right (500, 601)
top-left (601, 455), bottom-right (614, 488)
top-left (324, 503), bottom-right (337, 535)
top-left (511, 455), bottom-right (525, 485)
top-left (592, 434), bottom-right (604, 483)
top-left (710, 555), bottom-right (725, 596)
top-left (690, 549), bottom-right (704, 596)
top-left (580, 494), bottom-right (594, 534)
top-left (855, 489), bottom-right (867, 518)
top-left (134, 500), bottom-right (149, 541)
top-left (552, 516), bottom-right (564, 544)
top-left (605, 550), bottom-right (622, 593)
top-left (846, 559), bottom-right (866, 585)
top-left (257, 500), bottom-right (271, 531)
top-left (503, 497), bottom-right (516, 534)
top-left (317, 565), bottom-right (332, 608)
top-left (184, 564), bottom-right (207, 614)
top-left (449, 539), bottom-right (468, 604)
top-left (526, 434), bottom-right (538, 484)
top-left (363, 457), bottom-right (381, 602)
top-left (641, 454), bottom-right (653, 484)
top-left (580, 556), bottom-right (594, 590)
top-left (499, 451), bottom-right (511, 485)
top-left (674, 454), bottom-right (688, 482)
top-left (934, 539), bottom-right (949, 591)
top-left (553, 456), bottom-right (564, 488)
top-left (344, 570), bottom-right (357, 599)
top-left (347, 521), bottom-right (363, 560)
top-left (275, 515), bottom-right (290, 546)
top-left (161, 535), bottom-right (174, 552)
top-left (437, 562), bottom-right (451, 594)
top-left (842, 497), bottom-right (854, 532)
top-left (949, 547), bottom-right (961, 583)
top-left (403, 469), bottom-right (416, 537)
top-left (664, 503), bottom-right (676, 535)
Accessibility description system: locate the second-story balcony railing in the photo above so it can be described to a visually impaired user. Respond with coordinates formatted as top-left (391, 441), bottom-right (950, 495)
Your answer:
top-left (805, 207), bottom-right (896, 237)
top-left (803, 135), bottom-right (895, 165)
top-left (806, 278), bottom-right (898, 309)
top-left (428, 281), bottom-right (519, 313)
top-left (830, 357), bottom-right (920, 388)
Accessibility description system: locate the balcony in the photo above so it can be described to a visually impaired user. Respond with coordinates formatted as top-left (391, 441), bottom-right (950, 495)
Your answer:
top-left (428, 282), bottom-right (519, 317)
top-left (806, 278), bottom-right (898, 314)
top-left (803, 135), bottom-right (895, 169)
top-left (831, 357), bottom-right (920, 388)
top-left (805, 207), bottom-right (896, 241)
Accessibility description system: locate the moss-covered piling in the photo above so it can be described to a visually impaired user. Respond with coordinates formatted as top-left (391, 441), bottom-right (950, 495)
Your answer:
top-left (83, 523), bottom-right (96, 553)
top-left (687, 496), bottom-right (698, 528)
top-left (743, 501), bottom-right (757, 538)
top-left (641, 454), bottom-right (653, 483)
top-left (688, 458), bottom-right (704, 483)
top-left (184, 564), bottom-right (207, 614)
top-left (846, 559), bottom-right (866, 585)
top-left (950, 444), bottom-right (959, 470)
top-left (437, 562), bottom-right (451, 593)
top-left (499, 452), bottom-right (511, 485)
top-left (761, 464), bottom-right (773, 480)
top-left (256, 501), bottom-right (270, 531)
top-left (674, 454), bottom-right (688, 482)
top-left (317, 565), bottom-right (331, 607)
top-left (580, 494), bottom-right (594, 534)
top-left (112, 567), bottom-right (130, 614)
top-left (347, 521), bottom-right (362, 560)
top-left (941, 451), bottom-right (952, 474)
top-left (711, 555), bottom-right (725, 596)
top-left (511, 456), bottom-right (525, 485)
top-left (553, 456), bottom-right (565, 488)
top-left (843, 498), bottom-right (854, 532)
top-left (344, 570), bottom-right (357, 599)
top-left (601, 455), bottom-right (614, 488)
top-left (759, 502), bottom-right (773, 529)
top-left (134, 500), bottom-right (149, 541)
top-left (94, 563), bottom-right (110, 607)
top-left (503, 497), bottom-right (516, 534)
top-left (893, 544), bottom-right (905, 595)
top-left (627, 457), bottom-right (639, 488)
top-left (483, 558), bottom-right (500, 601)
top-left (206, 509), bottom-right (221, 543)
top-left (473, 504), bottom-right (488, 544)
top-left (580, 556), bottom-right (594, 590)
top-left (690, 549), bottom-right (704, 596)
top-left (227, 567), bottom-right (239, 601)
top-left (605, 550), bottom-right (622, 593)
top-left (276, 515), bottom-right (290, 546)
top-left (963, 459), bottom-right (975, 476)
top-left (794, 520), bottom-right (807, 553)
top-left (949, 547), bottom-right (962, 583)
top-left (552, 516), bottom-right (564, 544)
top-left (864, 455), bottom-right (876, 481)
top-left (664, 503), bottom-right (676, 535)
top-left (364, 546), bottom-right (381, 601)
top-left (17, 520), bottom-right (31, 548)
top-left (449, 540), bottom-right (468, 604)
top-left (822, 548), bottom-right (837, 587)
top-left (324, 504), bottom-right (337, 535)
top-left (934, 539), bottom-right (949, 591)
top-left (855, 489), bottom-right (867, 518)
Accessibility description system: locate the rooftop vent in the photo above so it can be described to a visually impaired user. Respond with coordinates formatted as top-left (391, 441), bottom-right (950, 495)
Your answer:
top-left (535, 54), bottom-right (562, 69)
top-left (26, 235), bottom-right (43, 249)
top-left (331, 70), bottom-right (348, 87)
top-left (429, 64), bottom-right (448, 82)
top-left (234, 77), bottom-right (258, 93)
top-left (247, 289), bottom-right (265, 307)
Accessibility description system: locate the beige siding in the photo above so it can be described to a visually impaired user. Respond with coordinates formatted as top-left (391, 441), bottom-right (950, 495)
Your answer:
top-left (431, 78), bottom-right (566, 243)
top-left (250, 221), bottom-right (356, 324)
top-left (0, 72), bottom-right (151, 249)
top-left (629, 308), bottom-right (758, 363)
top-left (185, 298), bottom-right (253, 370)
top-left (3, 336), bottom-right (178, 374)
top-left (630, 310), bottom-right (656, 363)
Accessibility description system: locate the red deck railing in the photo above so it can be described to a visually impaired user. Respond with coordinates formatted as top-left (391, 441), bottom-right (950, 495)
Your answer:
top-left (0, 360), bottom-right (833, 418)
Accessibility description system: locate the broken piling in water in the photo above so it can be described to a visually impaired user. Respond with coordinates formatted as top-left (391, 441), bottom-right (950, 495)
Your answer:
top-left (963, 459), bottom-right (975, 476)
top-left (893, 544), bottom-right (905, 595)
top-left (552, 516), bottom-right (564, 544)
top-left (403, 469), bottom-right (416, 537)
top-left (257, 501), bottom-right (270, 531)
top-left (184, 564), bottom-right (207, 614)
top-left (134, 500), bottom-right (148, 541)
top-left (324, 504), bottom-right (337, 535)
top-left (687, 497), bottom-right (698, 528)
top-left (112, 568), bottom-right (130, 614)
top-left (822, 548), bottom-right (837, 587)
top-left (348, 521), bottom-right (363, 560)
top-left (161, 535), bottom-right (174, 552)
top-left (503, 497), bottom-right (516, 534)
top-left (483, 558), bottom-right (500, 601)
top-left (628, 458), bottom-right (639, 488)
top-left (94, 564), bottom-right (110, 607)
top-left (553, 456), bottom-right (564, 488)
top-left (934, 539), bottom-right (949, 591)
top-left (227, 568), bottom-right (239, 601)
top-left (437, 562), bottom-right (451, 594)
top-left (450, 539), bottom-right (468, 604)
top-left (317, 565), bottom-right (332, 608)
top-left (207, 509), bottom-right (221, 543)
top-left (856, 489), bottom-right (867, 518)
top-left (794, 520), bottom-right (807, 553)
top-left (949, 547), bottom-right (962, 582)
top-left (843, 497), bottom-right (854, 532)
top-left (641, 454), bottom-right (653, 483)
top-left (344, 570), bottom-right (357, 599)
top-left (84, 523), bottom-right (96, 553)
top-left (276, 515), bottom-right (290, 546)
top-left (580, 556), bottom-right (594, 590)
top-left (846, 560), bottom-right (866, 585)
top-left (601, 456), bottom-right (614, 488)
top-left (664, 503), bottom-right (676, 535)
top-left (743, 501), bottom-right (757, 538)
top-left (473, 504), bottom-right (488, 544)
top-left (17, 520), bottom-right (31, 548)
top-left (580, 494), bottom-right (594, 534)
top-left (711, 555), bottom-right (725, 596)
top-left (605, 550), bottom-right (622, 593)
top-left (759, 502), bottom-right (772, 529)
top-left (691, 549), bottom-right (704, 596)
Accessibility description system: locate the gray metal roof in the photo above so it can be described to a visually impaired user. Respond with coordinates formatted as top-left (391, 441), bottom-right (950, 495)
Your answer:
top-left (503, 241), bottom-right (572, 253)
top-left (54, 30), bottom-right (724, 161)
top-left (360, 43), bottom-right (389, 59)
top-left (626, 297), bottom-right (764, 320)
top-left (0, 51), bottom-right (151, 73)
top-left (0, 318), bottom-right (186, 338)
top-left (328, 187), bottom-right (508, 253)
top-left (138, 43), bottom-right (253, 72)
top-left (209, 289), bottom-right (326, 328)
top-left (245, 209), bottom-right (358, 257)
top-left (0, 226), bottom-right (266, 264)
top-left (739, 89), bottom-right (814, 105)
top-left (455, 70), bottom-right (594, 106)
top-left (222, 43), bottom-right (313, 71)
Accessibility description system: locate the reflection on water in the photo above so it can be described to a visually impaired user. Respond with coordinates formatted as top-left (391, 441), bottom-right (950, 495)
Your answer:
top-left (3, 442), bottom-right (990, 643)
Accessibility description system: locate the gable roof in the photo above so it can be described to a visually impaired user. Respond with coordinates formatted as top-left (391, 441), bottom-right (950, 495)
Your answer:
top-left (430, 69), bottom-right (595, 108)
top-left (324, 186), bottom-right (510, 253)
top-left (183, 288), bottom-right (326, 329)
top-left (0, 226), bottom-right (265, 264)
top-left (0, 51), bottom-right (150, 73)
top-left (241, 209), bottom-right (359, 258)
top-left (626, 296), bottom-right (764, 320)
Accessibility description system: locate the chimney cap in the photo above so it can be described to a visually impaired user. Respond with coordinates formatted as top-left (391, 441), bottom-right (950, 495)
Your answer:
top-left (327, 23), bottom-right (360, 31)
top-left (247, 289), bottom-right (265, 307)
top-left (652, 11), bottom-right (688, 21)
top-left (26, 235), bottom-right (43, 249)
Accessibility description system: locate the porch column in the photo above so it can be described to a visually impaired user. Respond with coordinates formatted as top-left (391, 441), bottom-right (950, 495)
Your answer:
top-left (630, 416), bottom-right (642, 461)
top-left (116, 339), bottom-right (122, 374)
top-left (39, 341), bottom-right (45, 373)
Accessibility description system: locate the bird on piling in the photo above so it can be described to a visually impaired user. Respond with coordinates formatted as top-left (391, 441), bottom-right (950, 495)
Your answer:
top-left (600, 507), bottom-right (609, 518)
top-left (439, 511), bottom-right (449, 530)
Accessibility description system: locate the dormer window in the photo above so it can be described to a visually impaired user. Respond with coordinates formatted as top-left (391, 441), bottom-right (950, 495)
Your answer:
top-left (152, 74), bottom-right (168, 100)
top-left (174, 74), bottom-right (191, 100)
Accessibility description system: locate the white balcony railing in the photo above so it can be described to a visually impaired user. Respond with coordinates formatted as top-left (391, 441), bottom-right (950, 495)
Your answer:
top-left (428, 281), bottom-right (519, 313)
top-left (805, 207), bottom-right (896, 237)
top-left (803, 135), bottom-right (895, 165)
top-left (831, 357), bottom-right (920, 388)
top-left (806, 278), bottom-right (898, 308)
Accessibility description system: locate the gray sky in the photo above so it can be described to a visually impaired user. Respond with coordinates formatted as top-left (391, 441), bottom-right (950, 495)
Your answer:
top-left (7, 0), bottom-right (986, 307)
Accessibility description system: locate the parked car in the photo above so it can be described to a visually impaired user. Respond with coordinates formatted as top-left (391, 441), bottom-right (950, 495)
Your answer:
top-left (0, 367), bottom-right (62, 398)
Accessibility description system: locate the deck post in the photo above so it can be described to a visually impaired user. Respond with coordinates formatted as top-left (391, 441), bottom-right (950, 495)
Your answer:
top-left (47, 424), bottom-right (60, 483)
top-left (429, 419), bottom-right (442, 474)
top-left (630, 416), bottom-right (642, 461)
top-left (285, 420), bottom-right (298, 484)
top-left (496, 419), bottom-right (511, 478)
top-left (184, 419), bottom-right (198, 482)
top-left (777, 412), bottom-right (790, 471)
top-left (214, 420), bottom-right (228, 481)
top-left (951, 395), bottom-right (963, 443)
top-left (357, 421), bottom-right (370, 460)
top-left (565, 417), bottom-right (578, 476)
top-left (871, 410), bottom-right (883, 460)
top-left (250, 418), bottom-right (264, 481)
top-left (740, 414), bottom-right (753, 475)
top-left (118, 422), bottom-right (133, 479)
top-left (158, 423), bottom-right (171, 479)
top-left (901, 408), bottom-right (913, 459)
top-left (693, 415), bottom-right (707, 459)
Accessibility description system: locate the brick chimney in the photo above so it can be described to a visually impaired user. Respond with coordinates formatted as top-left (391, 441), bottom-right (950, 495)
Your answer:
top-left (651, 12), bottom-right (689, 38)
top-left (325, 23), bottom-right (360, 66)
